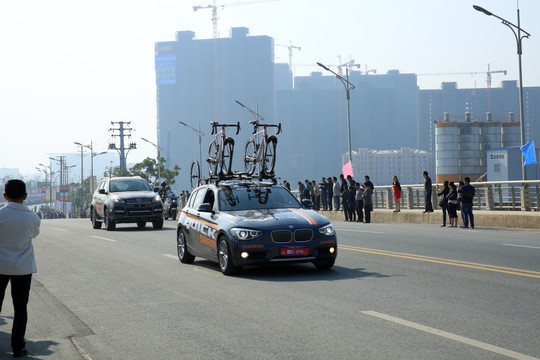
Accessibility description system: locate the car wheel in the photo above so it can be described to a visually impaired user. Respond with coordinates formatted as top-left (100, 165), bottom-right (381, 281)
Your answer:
top-left (152, 218), bottom-right (164, 229)
top-left (177, 229), bottom-right (195, 264)
top-left (104, 209), bottom-right (116, 231)
top-left (137, 221), bottom-right (146, 229)
top-left (218, 237), bottom-right (237, 275)
top-left (91, 209), bottom-right (102, 229)
top-left (313, 258), bottom-right (335, 270)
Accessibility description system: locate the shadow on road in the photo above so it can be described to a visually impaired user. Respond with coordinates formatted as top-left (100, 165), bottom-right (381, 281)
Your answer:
top-left (189, 260), bottom-right (391, 282)
top-left (0, 327), bottom-right (58, 360)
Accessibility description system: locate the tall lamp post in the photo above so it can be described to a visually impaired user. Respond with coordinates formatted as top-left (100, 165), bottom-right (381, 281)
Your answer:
top-left (74, 142), bottom-right (85, 202)
top-left (141, 137), bottom-right (163, 186)
top-left (317, 62), bottom-right (356, 168)
top-left (473, 4), bottom-right (531, 180)
top-left (179, 121), bottom-right (206, 170)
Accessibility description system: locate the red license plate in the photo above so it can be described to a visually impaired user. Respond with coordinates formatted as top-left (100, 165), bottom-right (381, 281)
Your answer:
top-left (280, 246), bottom-right (309, 256)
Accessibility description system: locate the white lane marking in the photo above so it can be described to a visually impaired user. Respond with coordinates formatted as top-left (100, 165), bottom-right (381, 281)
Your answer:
top-left (503, 244), bottom-right (540, 250)
top-left (336, 228), bottom-right (386, 234)
top-left (90, 235), bottom-right (117, 243)
top-left (163, 254), bottom-right (177, 260)
top-left (51, 227), bottom-right (67, 231)
top-left (361, 311), bottom-right (539, 360)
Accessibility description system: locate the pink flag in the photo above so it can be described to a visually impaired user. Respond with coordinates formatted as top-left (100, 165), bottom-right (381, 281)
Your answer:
top-left (342, 161), bottom-right (353, 178)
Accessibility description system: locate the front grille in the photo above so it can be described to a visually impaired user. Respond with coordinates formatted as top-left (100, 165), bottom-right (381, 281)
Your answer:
top-left (125, 198), bottom-right (153, 205)
top-left (294, 229), bottom-right (313, 242)
top-left (272, 230), bottom-right (292, 243)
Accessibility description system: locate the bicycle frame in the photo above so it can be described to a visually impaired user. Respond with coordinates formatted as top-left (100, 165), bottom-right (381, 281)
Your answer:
top-left (208, 121), bottom-right (240, 177)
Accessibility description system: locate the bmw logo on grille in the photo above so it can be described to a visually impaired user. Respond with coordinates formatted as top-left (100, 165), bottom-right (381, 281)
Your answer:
top-left (137, 198), bottom-right (141, 203)
top-left (288, 225), bottom-right (294, 230)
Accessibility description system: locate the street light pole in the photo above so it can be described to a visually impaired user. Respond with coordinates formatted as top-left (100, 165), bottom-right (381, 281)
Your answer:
top-left (473, 4), bottom-right (531, 180)
top-left (317, 62), bottom-right (356, 168)
top-left (141, 137), bottom-right (163, 185)
top-left (178, 121), bottom-right (206, 170)
top-left (74, 142), bottom-right (85, 203)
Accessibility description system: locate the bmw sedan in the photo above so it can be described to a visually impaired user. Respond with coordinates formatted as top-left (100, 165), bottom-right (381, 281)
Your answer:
top-left (176, 180), bottom-right (337, 275)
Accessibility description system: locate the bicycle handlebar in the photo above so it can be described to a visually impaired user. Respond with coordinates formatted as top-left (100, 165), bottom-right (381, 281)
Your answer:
top-left (211, 121), bottom-right (241, 135)
top-left (249, 121), bottom-right (282, 135)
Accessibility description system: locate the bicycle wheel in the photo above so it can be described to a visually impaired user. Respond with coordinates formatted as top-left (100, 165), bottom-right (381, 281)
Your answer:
top-left (221, 138), bottom-right (235, 176)
top-left (244, 138), bottom-right (257, 175)
top-left (208, 138), bottom-right (219, 176)
top-left (190, 160), bottom-right (201, 189)
top-left (262, 136), bottom-right (277, 176)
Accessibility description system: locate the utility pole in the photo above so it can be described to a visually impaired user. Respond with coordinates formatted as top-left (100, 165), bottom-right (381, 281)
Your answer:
top-left (109, 121), bottom-right (136, 173)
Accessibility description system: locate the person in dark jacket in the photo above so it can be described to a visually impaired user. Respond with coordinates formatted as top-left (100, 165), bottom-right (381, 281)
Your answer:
top-left (341, 186), bottom-right (350, 221)
top-left (437, 181), bottom-right (450, 227)
top-left (362, 183), bottom-right (373, 223)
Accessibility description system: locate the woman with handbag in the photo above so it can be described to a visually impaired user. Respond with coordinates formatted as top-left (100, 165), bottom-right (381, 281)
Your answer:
top-left (446, 181), bottom-right (458, 228)
top-left (437, 181), bottom-right (450, 227)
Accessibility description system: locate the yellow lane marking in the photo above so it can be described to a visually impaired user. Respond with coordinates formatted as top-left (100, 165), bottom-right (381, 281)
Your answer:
top-left (163, 254), bottom-right (177, 260)
top-left (339, 244), bottom-right (540, 279)
top-left (362, 311), bottom-right (540, 360)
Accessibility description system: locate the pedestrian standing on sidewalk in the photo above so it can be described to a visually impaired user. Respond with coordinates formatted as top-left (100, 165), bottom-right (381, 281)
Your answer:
top-left (458, 177), bottom-right (475, 229)
top-left (341, 186), bottom-right (350, 221)
top-left (423, 171), bottom-right (434, 213)
top-left (437, 181), bottom-right (450, 227)
top-left (363, 182), bottom-right (373, 223)
top-left (392, 176), bottom-right (402, 213)
top-left (355, 183), bottom-right (364, 222)
top-left (0, 179), bottom-right (41, 358)
top-left (332, 177), bottom-right (341, 211)
top-left (327, 177), bottom-right (334, 211)
top-left (446, 181), bottom-right (458, 227)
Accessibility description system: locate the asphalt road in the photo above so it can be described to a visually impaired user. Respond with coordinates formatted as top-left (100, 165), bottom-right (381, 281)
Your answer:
top-left (1, 218), bottom-right (539, 360)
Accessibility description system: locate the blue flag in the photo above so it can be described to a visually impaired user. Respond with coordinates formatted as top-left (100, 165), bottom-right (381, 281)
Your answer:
top-left (520, 141), bottom-right (537, 166)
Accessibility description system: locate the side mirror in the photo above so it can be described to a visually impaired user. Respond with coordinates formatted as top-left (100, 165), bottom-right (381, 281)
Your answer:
top-left (301, 199), bottom-right (314, 208)
top-left (98, 189), bottom-right (106, 195)
top-left (197, 203), bottom-right (213, 213)
top-left (153, 187), bottom-right (160, 193)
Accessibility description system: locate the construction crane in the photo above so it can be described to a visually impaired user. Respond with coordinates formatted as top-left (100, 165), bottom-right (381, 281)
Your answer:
top-left (418, 64), bottom-right (506, 112)
top-left (336, 55), bottom-right (361, 77)
top-left (276, 40), bottom-right (301, 70)
top-left (193, 0), bottom-right (278, 39)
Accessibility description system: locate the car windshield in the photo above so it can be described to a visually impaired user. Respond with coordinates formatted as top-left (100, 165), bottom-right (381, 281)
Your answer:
top-left (218, 186), bottom-right (301, 211)
top-left (109, 179), bottom-right (151, 192)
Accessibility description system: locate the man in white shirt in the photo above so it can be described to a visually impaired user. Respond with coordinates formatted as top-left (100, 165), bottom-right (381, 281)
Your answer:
top-left (0, 179), bottom-right (41, 357)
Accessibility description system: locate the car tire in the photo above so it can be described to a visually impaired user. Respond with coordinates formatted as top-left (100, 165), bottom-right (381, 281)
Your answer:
top-left (152, 218), bottom-right (164, 229)
top-left (137, 221), bottom-right (146, 229)
top-left (218, 236), bottom-right (237, 275)
top-left (104, 209), bottom-right (116, 231)
top-left (91, 209), bottom-right (102, 229)
top-left (177, 229), bottom-right (195, 264)
top-left (313, 258), bottom-right (335, 270)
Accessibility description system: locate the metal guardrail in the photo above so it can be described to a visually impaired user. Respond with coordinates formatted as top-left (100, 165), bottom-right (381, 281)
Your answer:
top-left (372, 180), bottom-right (540, 212)
top-left (291, 180), bottom-right (540, 212)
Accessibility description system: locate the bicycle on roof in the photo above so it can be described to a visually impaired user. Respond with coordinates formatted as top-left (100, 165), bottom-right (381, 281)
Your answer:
top-left (235, 100), bottom-right (281, 178)
top-left (207, 121), bottom-right (241, 178)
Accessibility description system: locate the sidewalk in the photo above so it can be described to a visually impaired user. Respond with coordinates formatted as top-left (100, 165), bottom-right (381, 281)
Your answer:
top-left (319, 209), bottom-right (540, 229)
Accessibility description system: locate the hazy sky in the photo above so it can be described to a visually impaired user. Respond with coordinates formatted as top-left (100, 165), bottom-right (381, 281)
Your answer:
top-left (1, 0), bottom-right (539, 176)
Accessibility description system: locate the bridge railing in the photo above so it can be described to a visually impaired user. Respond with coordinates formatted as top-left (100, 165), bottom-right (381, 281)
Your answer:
top-left (372, 180), bottom-right (540, 212)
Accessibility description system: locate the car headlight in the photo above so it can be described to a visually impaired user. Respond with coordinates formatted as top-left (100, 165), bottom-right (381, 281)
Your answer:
top-left (230, 228), bottom-right (262, 241)
top-left (109, 195), bottom-right (124, 203)
top-left (153, 195), bottom-right (162, 202)
top-left (319, 224), bottom-right (335, 236)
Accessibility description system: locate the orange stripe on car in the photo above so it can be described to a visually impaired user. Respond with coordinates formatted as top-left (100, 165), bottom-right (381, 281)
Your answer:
top-left (182, 211), bottom-right (221, 230)
top-left (288, 208), bottom-right (317, 225)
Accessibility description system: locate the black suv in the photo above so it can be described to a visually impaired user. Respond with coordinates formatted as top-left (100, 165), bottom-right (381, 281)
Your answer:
top-left (91, 176), bottom-right (164, 231)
